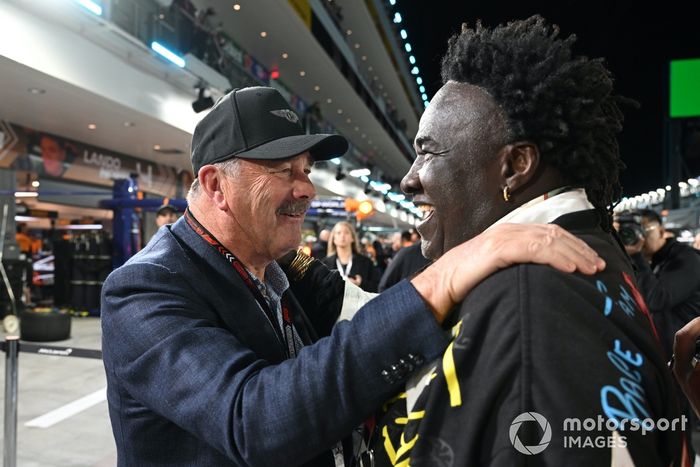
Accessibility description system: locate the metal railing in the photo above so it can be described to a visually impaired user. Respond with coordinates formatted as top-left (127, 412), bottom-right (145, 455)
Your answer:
top-left (1, 337), bottom-right (103, 467)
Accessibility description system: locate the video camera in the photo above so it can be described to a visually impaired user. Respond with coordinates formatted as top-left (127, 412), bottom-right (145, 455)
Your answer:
top-left (616, 212), bottom-right (645, 246)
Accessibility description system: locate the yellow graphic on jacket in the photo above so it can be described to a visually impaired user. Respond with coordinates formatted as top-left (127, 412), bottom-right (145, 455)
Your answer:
top-left (379, 319), bottom-right (463, 465)
top-left (443, 320), bottom-right (463, 407)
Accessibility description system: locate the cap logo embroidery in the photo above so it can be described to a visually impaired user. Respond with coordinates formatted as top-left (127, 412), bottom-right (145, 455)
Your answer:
top-left (270, 109), bottom-right (299, 124)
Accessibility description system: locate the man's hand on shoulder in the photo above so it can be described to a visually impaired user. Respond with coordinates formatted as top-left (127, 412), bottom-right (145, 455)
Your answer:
top-left (411, 223), bottom-right (605, 324)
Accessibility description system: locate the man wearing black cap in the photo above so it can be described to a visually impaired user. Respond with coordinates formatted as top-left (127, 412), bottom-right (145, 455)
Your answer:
top-left (100, 86), bottom-right (603, 467)
top-left (155, 204), bottom-right (179, 228)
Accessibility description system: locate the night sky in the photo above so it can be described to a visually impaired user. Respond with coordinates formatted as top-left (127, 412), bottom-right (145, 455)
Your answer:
top-left (399, 1), bottom-right (698, 197)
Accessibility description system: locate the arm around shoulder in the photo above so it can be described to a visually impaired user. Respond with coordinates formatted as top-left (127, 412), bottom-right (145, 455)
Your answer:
top-left (102, 262), bottom-right (450, 467)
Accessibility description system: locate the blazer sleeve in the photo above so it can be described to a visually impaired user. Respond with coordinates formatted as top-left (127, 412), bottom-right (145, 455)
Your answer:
top-left (101, 261), bottom-right (450, 467)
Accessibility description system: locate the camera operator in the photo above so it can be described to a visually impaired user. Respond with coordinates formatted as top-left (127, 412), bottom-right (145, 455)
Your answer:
top-left (620, 209), bottom-right (700, 455)
top-left (620, 209), bottom-right (700, 360)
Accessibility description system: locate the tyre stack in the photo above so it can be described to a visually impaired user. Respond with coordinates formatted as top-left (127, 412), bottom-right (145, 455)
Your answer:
top-left (70, 232), bottom-right (112, 316)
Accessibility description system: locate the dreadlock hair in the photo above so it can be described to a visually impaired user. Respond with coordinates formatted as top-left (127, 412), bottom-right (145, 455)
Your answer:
top-left (441, 15), bottom-right (633, 231)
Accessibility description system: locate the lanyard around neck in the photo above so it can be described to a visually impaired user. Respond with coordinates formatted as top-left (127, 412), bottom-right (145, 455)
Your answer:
top-left (184, 208), bottom-right (296, 358)
top-left (336, 256), bottom-right (353, 280)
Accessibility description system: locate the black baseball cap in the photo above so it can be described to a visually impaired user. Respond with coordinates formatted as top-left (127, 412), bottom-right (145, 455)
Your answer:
top-left (190, 86), bottom-right (348, 175)
top-left (156, 204), bottom-right (178, 216)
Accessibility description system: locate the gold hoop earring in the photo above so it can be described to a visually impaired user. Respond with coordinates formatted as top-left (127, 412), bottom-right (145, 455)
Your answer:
top-left (502, 186), bottom-right (511, 202)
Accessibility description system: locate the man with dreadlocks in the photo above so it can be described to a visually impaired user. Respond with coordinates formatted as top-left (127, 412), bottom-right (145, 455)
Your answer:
top-left (361, 15), bottom-right (685, 466)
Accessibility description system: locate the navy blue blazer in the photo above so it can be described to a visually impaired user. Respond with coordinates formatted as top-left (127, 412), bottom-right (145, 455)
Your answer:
top-left (101, 216), bottom-right (449, 466)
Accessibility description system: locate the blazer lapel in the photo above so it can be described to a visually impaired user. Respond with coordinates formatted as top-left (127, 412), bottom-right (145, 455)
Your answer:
top-left (169, 218), bottom-right (288, 363)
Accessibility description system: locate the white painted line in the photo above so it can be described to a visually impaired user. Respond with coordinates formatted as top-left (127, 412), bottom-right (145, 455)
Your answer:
top-left (25, 387), bottom-right (107, 428)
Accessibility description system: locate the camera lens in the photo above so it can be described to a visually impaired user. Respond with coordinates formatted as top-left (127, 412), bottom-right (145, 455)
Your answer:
top-left (619, 227), bottom-right (638, 246)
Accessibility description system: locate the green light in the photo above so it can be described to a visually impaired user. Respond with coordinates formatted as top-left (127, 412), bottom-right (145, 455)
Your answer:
top-left (670, 58), bottom-right (700, 118)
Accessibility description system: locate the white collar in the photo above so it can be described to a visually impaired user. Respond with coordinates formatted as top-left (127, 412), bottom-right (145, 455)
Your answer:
top-left (490, 188), bottom-right (594, 227)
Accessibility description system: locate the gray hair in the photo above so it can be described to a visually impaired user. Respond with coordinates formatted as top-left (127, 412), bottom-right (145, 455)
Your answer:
top-left (186, 158), bottom-right (241, 204)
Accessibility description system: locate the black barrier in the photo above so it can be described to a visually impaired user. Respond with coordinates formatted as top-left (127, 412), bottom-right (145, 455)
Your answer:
top-left (0, 341), bottom-right (102, 360)
top-left (2, 336), bottom-right (103, 467)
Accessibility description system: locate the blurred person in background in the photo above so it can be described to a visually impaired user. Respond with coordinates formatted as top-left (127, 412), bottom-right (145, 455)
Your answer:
top-left (378, 231), bottom-right (431, 292)
top-left (399, 230), bottom-right (413, 248)
top-left (15, 223), bottom-right (40, 305)
top-left (310, 228), bottom-right (330, 259)
top-left (15, 223), bottom-right (41, 255)
top-left (322, 221), bottom-right (380, 292)
top-left (389, 230), bottom-right (413, 257)
top-left (372, 238), bottom-right (390, 273)
top-left (360, 236), bottom-right (377, 264)
top-left (663, 227), bottom-right (678, 240)
top-left (155, 204), bottom-right (180, 228)
top-left (389, 231), bottom-right (402, 254)
top-left (693, 231), bottom-right (700, 250)
top-left (623, 209), bottom-right (700, 360)
top-left (623, 208), bottom-right (700, 456)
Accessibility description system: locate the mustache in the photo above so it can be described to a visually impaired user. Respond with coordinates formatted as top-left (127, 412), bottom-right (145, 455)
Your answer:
top-left (276, 200), bottom-right (311, 215)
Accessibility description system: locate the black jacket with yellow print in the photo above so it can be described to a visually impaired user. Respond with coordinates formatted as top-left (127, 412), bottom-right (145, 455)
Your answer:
top-left (369, 210), bottom-right (683, 467)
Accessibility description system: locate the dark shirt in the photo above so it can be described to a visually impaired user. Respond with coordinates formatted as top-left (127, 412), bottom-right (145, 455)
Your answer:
top-left (631, 239), bottom-right (700, 359)
top-left (322, 253), bottom-right (380, 292)
top-left (378, 243), bottom-right (431, 292)
top-left (311, 241), bottom-right (328, 260)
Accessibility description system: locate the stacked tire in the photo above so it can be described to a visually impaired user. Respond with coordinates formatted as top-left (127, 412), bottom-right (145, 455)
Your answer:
top-left (20, 309), bottom-right (71, 342)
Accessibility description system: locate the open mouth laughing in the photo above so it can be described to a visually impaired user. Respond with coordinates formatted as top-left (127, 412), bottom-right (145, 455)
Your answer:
top-left (415, 202), bottom-right (435, 224)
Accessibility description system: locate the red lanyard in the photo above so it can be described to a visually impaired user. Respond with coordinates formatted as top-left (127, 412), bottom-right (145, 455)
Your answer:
top-left (184, 209), bottom-right (297, 358)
